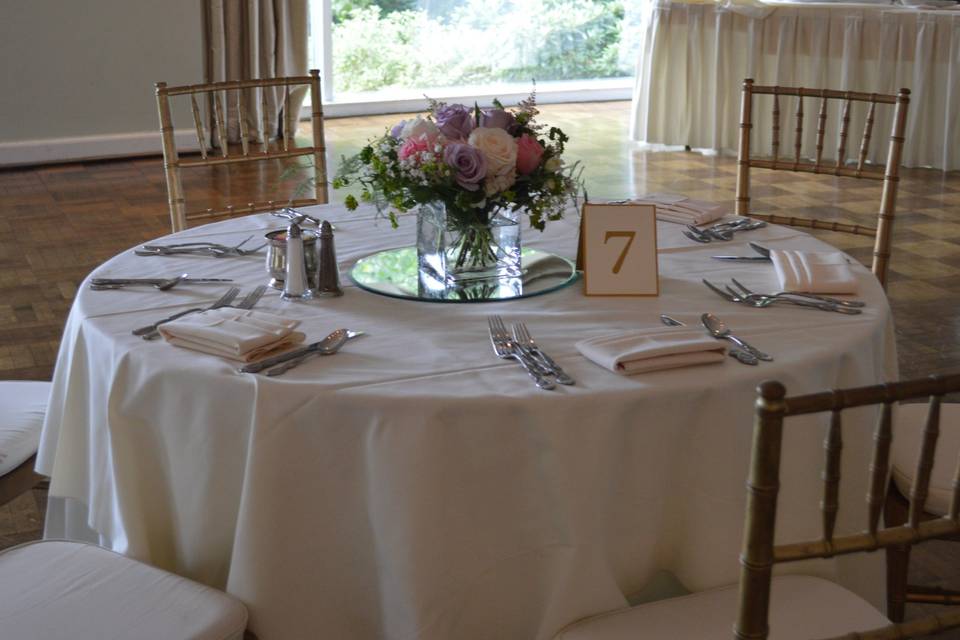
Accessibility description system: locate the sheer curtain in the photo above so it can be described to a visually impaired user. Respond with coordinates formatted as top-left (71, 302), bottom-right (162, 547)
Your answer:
top-left (205, 0), bottom-right (310, 143)
top-left (630, 0), bottom-right (960, 170)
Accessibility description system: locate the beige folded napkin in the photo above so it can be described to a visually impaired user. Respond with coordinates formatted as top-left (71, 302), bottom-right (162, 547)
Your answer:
top-left (158, 307), bottom-right (305, 362)
top-left (770, 249), bottom-right (858, 294)
top-left (576, 328), bottom-right (726, 375)
top-left (633, 194), bottom-right (726, 225)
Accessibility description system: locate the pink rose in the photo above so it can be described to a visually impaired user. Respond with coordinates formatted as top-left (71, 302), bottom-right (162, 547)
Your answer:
top-left (399, 135), bottom-right (431, 162)
top-left (515, 134), bottom-right (544, 175)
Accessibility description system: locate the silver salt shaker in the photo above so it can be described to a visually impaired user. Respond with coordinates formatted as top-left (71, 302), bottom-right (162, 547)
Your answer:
top-left (315, 220), bottom-right (343, 297)
top-left (281, 222), bottom-right (312, 300)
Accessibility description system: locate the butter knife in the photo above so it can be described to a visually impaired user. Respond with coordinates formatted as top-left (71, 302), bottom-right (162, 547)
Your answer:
top-left (710, 255), bottom-right (771, 261)
top-left (239, 329), bottom-right (364, 374)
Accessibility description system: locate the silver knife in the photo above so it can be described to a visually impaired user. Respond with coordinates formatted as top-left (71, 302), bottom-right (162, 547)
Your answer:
top-left (91, 277), bottom-right (234, 285)
top-left (710, 256), bottom-right (771, 261)
top-left (239, 329), bottom-right (364, 374)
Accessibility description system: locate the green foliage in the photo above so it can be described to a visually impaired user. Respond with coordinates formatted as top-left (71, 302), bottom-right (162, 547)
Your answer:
top-left (332, 0), bottom-right (628, 94)
top-left (332, 0), bottom-right (417, 24)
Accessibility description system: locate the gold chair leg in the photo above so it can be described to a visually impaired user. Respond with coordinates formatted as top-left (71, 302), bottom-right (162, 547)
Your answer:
top-left (884, 482), bottom-right (911, 623)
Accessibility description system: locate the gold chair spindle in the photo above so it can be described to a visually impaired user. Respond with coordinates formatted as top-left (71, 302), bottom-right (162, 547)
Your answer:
top-left (836, 97), bottom-right (852, 172)
top-left (309, 69), bottom-right (329, 204)
top-left (213, 91), bottom-right (228, 158)
top-left (260, 86), bottom-right (270, 154)
top-left (822, 407), bottom-right (843, 543)
top-left (794, 93), bottom-right (804, 169)
top-left (283, 84), bottom-right (292, 151)
top-left (866, 399), bottom-right (894, 537)
top-left (857, 98), bottom-right (877, 175)
top-left (735, 79), bottom-right (754, 216)
top-left (189, 94), bottom-right (207, 160)
top-left (771, 89), bottom-right (780, 169)
top-left (237, 89), bottom-right (249, 156)
top-left (909, 395), bottom-right (942, 529)
top-left (815, 92), bottom-right (828, 170)
top-left (950, 447), bottom-right (960, 522)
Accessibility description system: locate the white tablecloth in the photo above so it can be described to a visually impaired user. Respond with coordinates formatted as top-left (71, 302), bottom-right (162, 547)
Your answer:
top-left (631, 0), bottom-right (960, 170)
top-left (38, 204), bottom-right (897, 639)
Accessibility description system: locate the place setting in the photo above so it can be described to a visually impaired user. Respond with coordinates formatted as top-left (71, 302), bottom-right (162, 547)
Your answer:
top-left (701, 240), bottom-right (866, 313)
top-left (134, 235), bottom-right (267, 258)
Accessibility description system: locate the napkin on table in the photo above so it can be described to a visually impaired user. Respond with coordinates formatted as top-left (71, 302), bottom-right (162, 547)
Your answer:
top-left (770, 249), bottom-right (858, 294)
top-left (632, 194), bottom-right (727, 226)
top-left (576, 328), bottom-right (726, 375)
top-left (158, 307), bottom-right (305, 362)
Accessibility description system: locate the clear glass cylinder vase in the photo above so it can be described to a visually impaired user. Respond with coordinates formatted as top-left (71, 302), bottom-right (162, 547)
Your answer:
top-left (416, 201), bottom-right (522, 286)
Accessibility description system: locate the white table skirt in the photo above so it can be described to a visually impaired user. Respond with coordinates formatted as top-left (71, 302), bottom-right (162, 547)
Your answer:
top-left (630, 0), bottom-right (960, 170)
top-left (38, 204), bottom-right (897, 639)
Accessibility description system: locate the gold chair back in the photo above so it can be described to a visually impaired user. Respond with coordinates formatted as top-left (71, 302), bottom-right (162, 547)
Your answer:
top-left (735, 79), bottom-right (910, 288)
top-left (155, 70), bottom-right (328, 232)
top-left (737, 374), bottom-right (960, 640)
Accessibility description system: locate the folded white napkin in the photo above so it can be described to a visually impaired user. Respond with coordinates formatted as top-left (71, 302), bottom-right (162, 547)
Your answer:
top-left (770, 249), bottom-right (858, 294)
top-left (576, 328), bottom-right (726, 375)
top-left (158, 307), bottom-right (305, 362)
top-left (632, 194), bottom-right (727, 226)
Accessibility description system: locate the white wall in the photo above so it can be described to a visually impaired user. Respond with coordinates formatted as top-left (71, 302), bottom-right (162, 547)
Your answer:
top-left (0, 0), bottom-right (203, 166)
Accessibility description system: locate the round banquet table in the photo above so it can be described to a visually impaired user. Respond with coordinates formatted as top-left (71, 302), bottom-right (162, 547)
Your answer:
top-left (37, 203), bottom-right (897, 640)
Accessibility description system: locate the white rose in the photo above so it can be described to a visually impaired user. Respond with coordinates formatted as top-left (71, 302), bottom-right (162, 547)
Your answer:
top-left (468, 127), bottom-right (518, 178)
top-left (484, 168), bottom-right (517, 197)
top-left (544, 156), bottom-right (562, 173)
top-left (400, 117), bottom-right (439, 142)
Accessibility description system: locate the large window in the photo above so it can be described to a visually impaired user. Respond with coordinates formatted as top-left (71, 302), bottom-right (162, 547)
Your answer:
top-left (309, 0), bottom-right (640, 113)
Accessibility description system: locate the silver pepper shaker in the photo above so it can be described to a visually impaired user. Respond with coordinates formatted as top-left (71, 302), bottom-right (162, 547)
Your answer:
top-left (281, 222), bottom-right (312, 300)
top-left (315, 220), bottom-right (343, 297)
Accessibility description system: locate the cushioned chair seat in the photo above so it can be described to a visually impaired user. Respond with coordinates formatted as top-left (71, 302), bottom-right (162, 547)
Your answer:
top-left (0, 380), bottom-right (50, 476)
top-left (554, 575), bottom-right (889, 640)
top-left (0, 540), bottom-right (248, 640)
top-left (892, 403), bottom-right (960, 516)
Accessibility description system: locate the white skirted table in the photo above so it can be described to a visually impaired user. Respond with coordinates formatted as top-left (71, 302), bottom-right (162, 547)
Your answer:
top-left (38, 203), bottom-right (897, 639)
top-left (630, 0), bottom-right (960, 170)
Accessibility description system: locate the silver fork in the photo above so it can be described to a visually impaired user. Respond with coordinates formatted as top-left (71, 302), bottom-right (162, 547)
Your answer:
top-left (730, 277), bottom-right (866, 309)
top-left (720, 281), bottom-right (861, 315)
top-left (135, 287), bottom-right (240, 339)
top-left (235, 285), bottom-right (268, 310)
top-left (488, 316), bottom-right (555, 390)
top-left (703, 279), bottom-right (857, 314)
top-left (512, 322), bottom-right (574, 385)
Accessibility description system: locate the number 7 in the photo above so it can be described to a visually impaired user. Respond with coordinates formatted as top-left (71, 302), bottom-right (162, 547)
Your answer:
top-left (604, 230), bottom-right (636, 274)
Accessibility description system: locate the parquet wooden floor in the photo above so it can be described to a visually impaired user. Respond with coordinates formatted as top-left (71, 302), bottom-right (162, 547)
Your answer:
top-left (1, 101), bottom-right (958, 632)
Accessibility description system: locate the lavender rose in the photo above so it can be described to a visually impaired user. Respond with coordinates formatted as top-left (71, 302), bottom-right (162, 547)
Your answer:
top-left (443, 143), bottom-right (487, 191)
top-left (390, 120), bottom-right (407, 138)
top-left (481, 108), bottom-right (516, 132)
top-left (434, 104), bottom-right (475, 141)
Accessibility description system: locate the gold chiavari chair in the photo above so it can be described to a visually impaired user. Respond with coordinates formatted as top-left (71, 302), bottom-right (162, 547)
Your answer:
top-left (155, 69), bottom-right (328, 233)
top-left (736, 79), bottom-right (911, 289)
top-left (555, 373), bottom-right (960, 640)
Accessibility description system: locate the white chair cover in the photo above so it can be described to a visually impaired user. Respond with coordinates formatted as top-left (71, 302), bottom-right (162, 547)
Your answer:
top-left (0, 380), bottom-right (49, 476)
top-left (554, 575), bottom-right (888, 639)
top-left (0, 540), bottom-right (248, 640)
top-left (892, 403), bottom-right (960, 516)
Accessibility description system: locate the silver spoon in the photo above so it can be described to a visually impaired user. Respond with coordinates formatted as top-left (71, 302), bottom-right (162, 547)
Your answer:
top-left (701, 313), bottom-right (772, 361)
top-left (155, 273), bottom-right (189, 291)
top-left (262, 330), bottom-right (363, 376)
top-left (662, 314), bottom-right (759, 365)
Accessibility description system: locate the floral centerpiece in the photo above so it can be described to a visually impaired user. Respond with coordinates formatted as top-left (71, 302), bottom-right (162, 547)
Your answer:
top-left (333, 92), bottom-right (581, 284)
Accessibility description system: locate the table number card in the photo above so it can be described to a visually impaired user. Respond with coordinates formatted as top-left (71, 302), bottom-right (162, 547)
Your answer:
top-left (580, 202), bottom-right (659, 296)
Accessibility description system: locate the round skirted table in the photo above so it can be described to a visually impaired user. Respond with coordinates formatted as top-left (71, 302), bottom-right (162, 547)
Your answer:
top-left (38, 203), bottom-right (896, 639)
